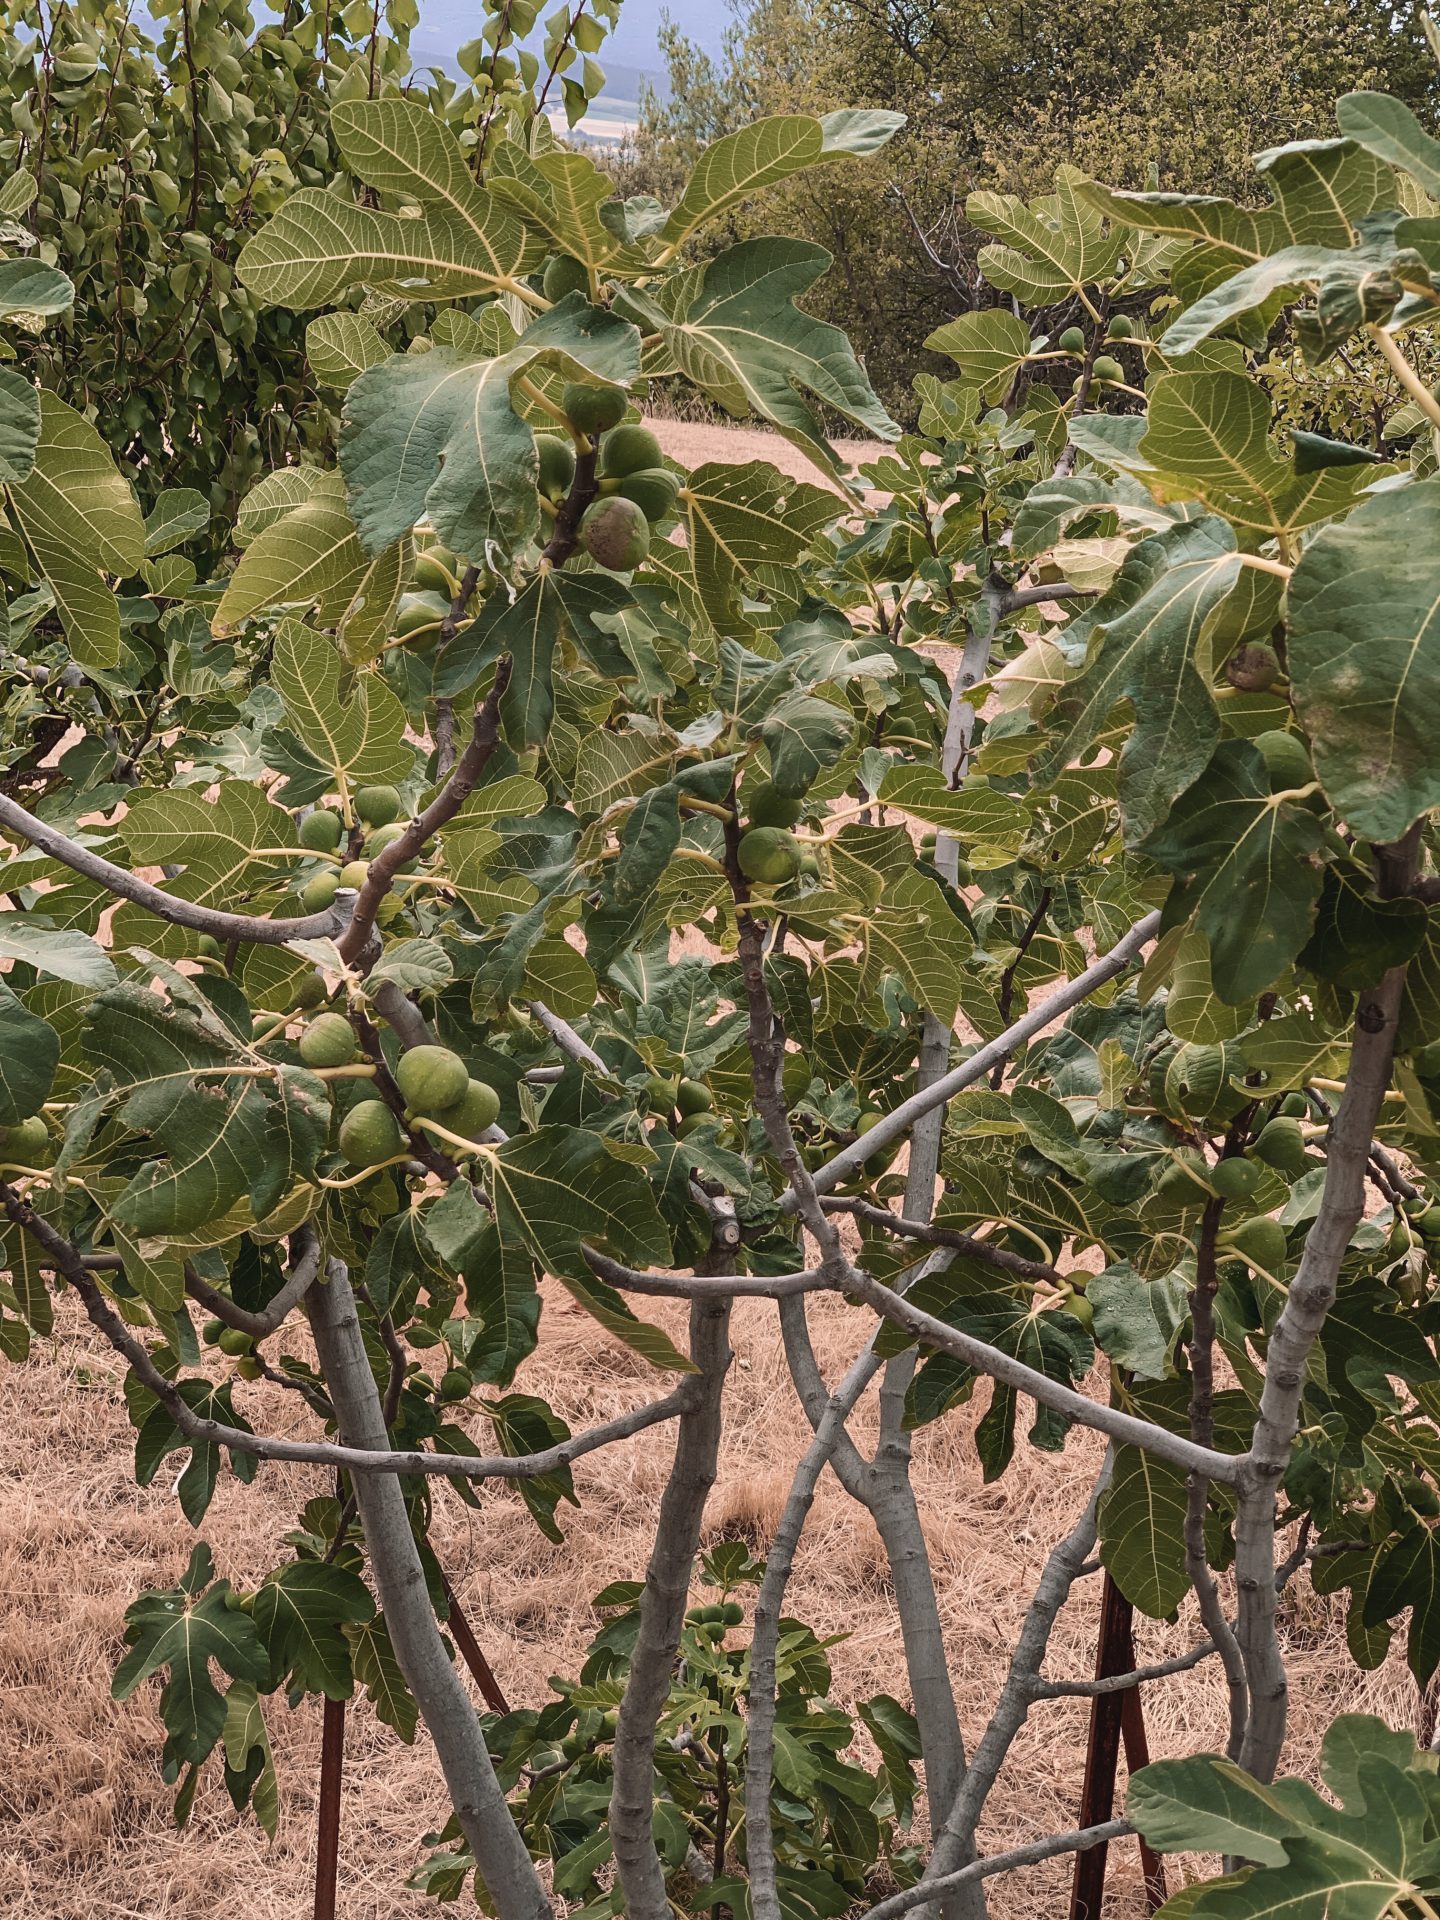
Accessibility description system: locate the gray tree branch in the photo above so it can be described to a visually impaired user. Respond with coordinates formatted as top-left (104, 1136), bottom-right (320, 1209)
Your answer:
top-left (307, 1258), bottom-right (554, 1920)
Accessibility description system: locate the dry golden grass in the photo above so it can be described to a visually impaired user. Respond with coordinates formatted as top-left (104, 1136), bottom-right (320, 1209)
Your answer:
top-left (0, 1284), bottom-right (1421, 1918)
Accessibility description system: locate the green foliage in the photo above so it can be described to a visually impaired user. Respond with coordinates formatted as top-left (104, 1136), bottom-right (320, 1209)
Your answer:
top-left (416, 1547), bottom-right (923, 1916)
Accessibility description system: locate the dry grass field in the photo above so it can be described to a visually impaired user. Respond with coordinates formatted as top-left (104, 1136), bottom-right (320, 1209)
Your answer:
top-left (0, 421), bottom-right (1421, 1917)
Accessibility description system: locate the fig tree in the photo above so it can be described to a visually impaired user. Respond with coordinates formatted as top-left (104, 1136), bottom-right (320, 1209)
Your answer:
top-left (396, 1045), bottom-right (470, 1115)
top-left (298, 1011), bottom-right (357, 1069)
top-left (299, 808), bottom-right (343, 851)
top-left (598, 422), bottom-right (663, 478)
top-left (581, 495), bottom-right (651, 572)
top-left (563, 382), bottom-right (627, 437)
top-left (737, 826), bottom-right (802, 885)
top-left (339, 1099), bottom-right (405, 1168)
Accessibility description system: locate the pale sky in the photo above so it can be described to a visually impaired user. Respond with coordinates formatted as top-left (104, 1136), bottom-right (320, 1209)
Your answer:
top-left (415, 1), bottom-right (732, 73)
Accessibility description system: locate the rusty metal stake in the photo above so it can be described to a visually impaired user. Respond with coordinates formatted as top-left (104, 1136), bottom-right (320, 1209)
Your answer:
top-left (441, 1572), bottom-right (511, 1714)
top-left (1068, 1573), bottom-right (1167, 1919)
top-left (314, 1694), bottom-right (346, 1920)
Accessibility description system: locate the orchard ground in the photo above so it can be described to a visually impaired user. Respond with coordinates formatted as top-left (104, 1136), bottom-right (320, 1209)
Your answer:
top-left (0, 423), bottom-right (1415, 1919)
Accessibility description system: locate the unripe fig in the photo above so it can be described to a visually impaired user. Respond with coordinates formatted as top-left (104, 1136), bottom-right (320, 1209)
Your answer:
top-left (1225, 642), bottom-right (1282, 692)
top-left (203, 1317), bottom-right (225, 1344)
top-left (1251, 1116), bottom-right (1309, 1175)
top-left (542, 252), bottom-right (590, 302)
top-left (645, 1073), bottom-right (680, 1109)
top-left (1091, 355), bottom-right (1124, 385)
top-left (413, 546), bottom-right (457, 594)
top-left (1218, 1213), bottom-right (1288, 1272)
top-left (536, 432), bottom-right (577, 501)
top-left (354, 785), bottom-right (403, 828)
top-left (196, 933), bottom-right (224, 960)
top-left (581, 495), bottom-right (651, 571)
top-left (1253, 729), bottom-right (1312, 792)
top-left (1058, 326), bottom-right (1086, 353)
top-left (737, 826), bottom-right (802, 885)
top-left (676, 1078), bottom-right (713, 1117)
top-left (1278, 1091), bottom-right (1309, 1117)
top-left (299, 808), bottom-right (343, 851)
top-left (451, 1077), bottom-right (501, 1140)
top-left (675, 1112), bottom-right (712, 1139)
top-left (856, 1109), bottom-right (898, 1175)
top-left (395, 1045), bottom-right (470, 1115)
top-left (1156, 1153), bottom-right (1210, 1204)
top-left (0, 1115), bottom-right (52, 1163)
top-left (298, 1011), bottom-right (357, 1069)
top-left (338, 860), bottom-right (370, 889)
top-left (745, 782), bottom-right (804, 829)
top-left (1059, 1290), bottom-right (1095, 1330)
top-left (393, 591), bottom-right (450, 639)
top-left (217, 1326), bottom-right (253, 1357)
top-left (1106, 314), bottom-right (1135, 339)
top-left (1209, 1157), bottom-right (1262, 1202)
top-left (365, 822), bottom-right (407, 856)
top-left (597, 423), bottom-right (663, 478)
top-left (612, 465), bottom-right (681, 524)
top-left (438, 1366), bottom-right (472, 1403)
top-left (301, 870), bottom-right (340, 912)
top-left (339, 1099), bottom-right (404, 1168)
top-left (563, 382), bottom-right (627, 437)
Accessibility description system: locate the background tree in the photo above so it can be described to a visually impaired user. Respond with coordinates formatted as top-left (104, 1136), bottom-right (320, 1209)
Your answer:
top-left (621, 0), bottom-right (1439, 412)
